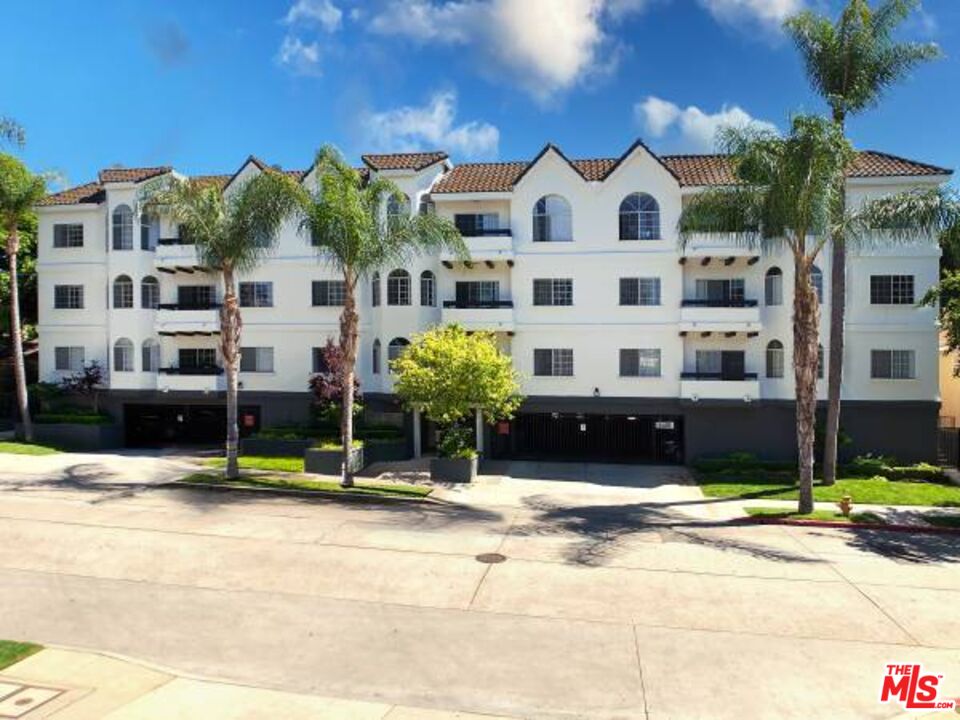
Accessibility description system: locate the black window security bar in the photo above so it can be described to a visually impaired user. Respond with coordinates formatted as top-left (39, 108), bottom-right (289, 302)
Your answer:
top-left (442, 300), bottom-right (514, 309)
top-left (681, 299), bottom-right (759, 308)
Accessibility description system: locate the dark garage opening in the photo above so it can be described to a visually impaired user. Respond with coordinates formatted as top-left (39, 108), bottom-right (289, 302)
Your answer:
top-left (492, 413), bottom-right (683, 464)
top-left (124, 404), bottom-right (261, 447)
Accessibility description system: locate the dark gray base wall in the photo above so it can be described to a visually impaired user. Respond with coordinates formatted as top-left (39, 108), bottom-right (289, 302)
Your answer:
top-left (99, 390), bottom-right (314, 428)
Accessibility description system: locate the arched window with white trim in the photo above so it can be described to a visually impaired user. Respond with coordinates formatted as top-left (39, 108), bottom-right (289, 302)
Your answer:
top-left (387, 269), bottom-right (411, 306)
top-left (371, 272), bottom-right (381, 307)
top-left (765, 267), bottom-right (783, 306)
top-left (114, 338), bottom-right (134, 372)
top-left (113, 274), bottom-right (133, 309)
top-left (766, 340), bottom-right (784, 379)
top-left (811, 265), bottom-right (823, 303)
top-left (619, 193), bottom-right (660, 240)
top-left (420, 270), bottom-right (436, 307)
top-left (141, 276), bottom-right (159, 309)
top-left (140, 211), bottom-right (160, 251)
top-left (387, 193), bottom-right (411, 227)
top-left (141, 339), bottom-right (159, 372)
top-left (372, 339), bottom-right (381, 375)
top-left (112, 204), bottom-right (133, 250)
top-left (388, 337), bottom-right (409, 371)
top-left (532, 194), bottom-right (572, 242)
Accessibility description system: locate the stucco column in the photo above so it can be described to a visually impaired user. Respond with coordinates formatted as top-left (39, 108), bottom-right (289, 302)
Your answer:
top-left (412, 407), bottom-right (422, 459)
top-left (475, 408), bottom-right (484, 456)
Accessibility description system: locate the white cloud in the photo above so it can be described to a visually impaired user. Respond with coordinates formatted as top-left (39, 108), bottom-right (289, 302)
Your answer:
top-left (366, 0), bottom-right (651, 102)
top-left (698, 0), bottom-right (805, 31)
top-left (635, 96), bottom-right (778, 152)
top-left (361, 91), bottom-right (500, 159)
top-left (276, 35), bottom-right (322, 76)
top-left (284, 0), bottom-right (343, 32)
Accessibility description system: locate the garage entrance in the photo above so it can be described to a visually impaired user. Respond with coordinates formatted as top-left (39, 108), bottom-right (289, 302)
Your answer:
top-left (491, 413), bottom-right (683, 464)
top-left (124, 404), bottom-right (261, 447)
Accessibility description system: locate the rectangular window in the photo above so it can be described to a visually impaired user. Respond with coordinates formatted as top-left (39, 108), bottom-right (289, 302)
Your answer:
top-left (454, 213), bottom-right (501, 236)
top-left (54, 346), bottom-right (84, 371)
top-left (870, 275), bottom-right (915, 305)
top-left (311, 280), bottom-right (346, 306)
top-left (179, 348), bottom-right (217, 370)
top-left (53, 223), bottom-right (84, 248)
top-left (871, 349), bottom-right (916, 379)
top-left (619, 278), bottom-right (661, 306)
top-left (695, 278), bottom-right (745, 304)
top-left (240, 347), bottom-right (274, 372)
top-left (532, 278), bottom-right (573, 306)
top-left (239, 282), bottom-right (273, 307)
top-left (177, 285), bottom-right (215, 309)
top-left (454, 281), bottom-right (501, 306)
top-left (54, 285), bottom-right (84, 309)
top-left (533, 348), bottom-right (574, 377)
top-left (620, 349), bottom-right (661, 377)
top-left (695, 350), bottom-right (722, 375)
top-left (312, 347), bottom-right (329, 374)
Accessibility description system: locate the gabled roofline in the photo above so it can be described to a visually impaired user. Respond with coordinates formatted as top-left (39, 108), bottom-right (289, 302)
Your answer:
top-left (598, 138), bottom-right (682, 185)
top-left (512, 143), bottom-right (589, 188)
top-left (855, 149), bottom-right (953, 177)
top-left (360, 151), bottom-right (450, 172)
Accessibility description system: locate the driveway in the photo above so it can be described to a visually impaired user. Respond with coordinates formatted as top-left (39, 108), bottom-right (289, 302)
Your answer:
top-left (0, 453), bottom-right (957, 719)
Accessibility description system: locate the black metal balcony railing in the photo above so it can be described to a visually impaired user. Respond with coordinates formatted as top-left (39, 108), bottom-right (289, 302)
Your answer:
top-left (158, 366), bottom-right (224, 376)
top-left (157, 302), bottom-right (222, 311)
top-left (681, 372), bottom-right (759, 381)
top-left (442, 300), bottom-right (514, 309)
top-left (157, 237), bottom-right (196, 246)
top-left (457, 228), bottom-right (512, 238)
top-left (681, 299), bottom-right (759, 308)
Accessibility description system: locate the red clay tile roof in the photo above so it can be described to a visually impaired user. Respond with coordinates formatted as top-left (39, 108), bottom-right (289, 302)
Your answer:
top-left (361, 151), bottom-right (448, 172)
top-left (660, 155), bottom-right (736, 187)
top-left (97, 166), bottom-right (172, 184)
top-left (36, 182), bottom-right (106, 207)
top-left (847, 151), bottom-right (951, 179)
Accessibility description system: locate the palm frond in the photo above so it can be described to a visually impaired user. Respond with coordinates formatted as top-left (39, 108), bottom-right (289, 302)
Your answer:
top-left (846, 187), bottom-right (960, 247)
top-left (0, 118), bottom-right (25, 149)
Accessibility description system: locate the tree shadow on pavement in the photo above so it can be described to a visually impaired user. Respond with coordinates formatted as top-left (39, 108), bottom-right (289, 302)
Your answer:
top-left (838, 527), bottom-right (960, 564)
top-left (0, 463), bottom-right (152, 503)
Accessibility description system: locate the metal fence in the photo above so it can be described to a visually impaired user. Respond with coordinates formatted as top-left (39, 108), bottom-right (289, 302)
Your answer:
top-left (938, 427), bottom-right (959, 468)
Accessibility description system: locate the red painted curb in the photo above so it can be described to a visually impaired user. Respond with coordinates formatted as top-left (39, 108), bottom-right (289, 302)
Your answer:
top-left (742, 516), bottom-right (960, 534)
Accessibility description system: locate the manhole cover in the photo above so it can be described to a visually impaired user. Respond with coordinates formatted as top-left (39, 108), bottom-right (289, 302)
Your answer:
top-left (0, 683), bottom-right (65, 718)
top-left (475, 552), bottom-right (507, 564)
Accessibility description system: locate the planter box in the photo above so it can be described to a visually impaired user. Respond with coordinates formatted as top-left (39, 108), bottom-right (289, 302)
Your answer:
top-left (304, 446), bottom-right (364, 475)
top-left (430, 456), bottom-right (478, 483)
top-left (364, 438), bottom-right (411, 466)
top-left (241, 437), bottom-right (314, 457)
top-left (18, 422), bottom-right (124, 451)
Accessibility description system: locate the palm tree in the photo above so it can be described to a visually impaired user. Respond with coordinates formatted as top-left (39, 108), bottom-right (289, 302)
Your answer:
top-left (681, 117), bottom-right (853, 513)
top-left (0, 154), bottom-right (45, 441)
top-left (785, 0), bottom-right (941, 484)
top-left (288, 145), bottom-right (466, 487)
top-left (142, 169), bottom-right (300, 479)
top-left (0, 117), bottom-right (25, 148)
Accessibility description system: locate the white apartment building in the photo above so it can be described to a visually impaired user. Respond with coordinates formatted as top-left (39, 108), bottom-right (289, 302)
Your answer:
top-left (35, 141), bottom-right (951, 462)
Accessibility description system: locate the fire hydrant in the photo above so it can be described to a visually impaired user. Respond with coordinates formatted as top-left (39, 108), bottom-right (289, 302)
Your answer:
top-left (838, 495), bottom-right (853, 518)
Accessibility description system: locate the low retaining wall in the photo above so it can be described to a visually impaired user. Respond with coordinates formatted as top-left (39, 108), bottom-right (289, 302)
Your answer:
top-left (240, 437), bottom-right (314, 457)
top-left (304, 446), bottom-right (365, 475)
top-left (363, 439), bottom-right (410, 466)
top-left (19, 423), bottom-right (124, 451)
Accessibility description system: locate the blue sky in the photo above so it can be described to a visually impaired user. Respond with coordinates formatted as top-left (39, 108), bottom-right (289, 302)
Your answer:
top-left (3, 0), bottom-right (958, 187)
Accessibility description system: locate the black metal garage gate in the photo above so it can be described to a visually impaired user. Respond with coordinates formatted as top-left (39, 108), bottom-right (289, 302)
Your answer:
top-left (124, 404), bottom-right (261, 447)
top-left (491, 413), bottom-right (683, 464)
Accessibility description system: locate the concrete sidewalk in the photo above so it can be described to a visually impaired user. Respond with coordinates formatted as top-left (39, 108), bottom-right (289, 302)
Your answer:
top-left (1, 647), bottom-right (515, 719)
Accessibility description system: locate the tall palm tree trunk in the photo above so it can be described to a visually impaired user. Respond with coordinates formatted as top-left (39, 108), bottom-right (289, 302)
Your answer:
top-left (339, 271), bottom-right (359, 488)
top-left (794, 256), bottom-right (821, 514)
top-left (220, 268), bottom-right (242, 480)
top-left (5, 227), bottom-right (31, 442)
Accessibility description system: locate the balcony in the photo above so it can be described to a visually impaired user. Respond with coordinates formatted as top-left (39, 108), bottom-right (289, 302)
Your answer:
top-left (680, 373), bottom-right (760, 401)
top-left (157, 366), bottom-right (225, 393)
top-left (155, 239), bottom-right (212, 273)
top-left (156, 304), bottom-right (221, 335)
top-left (441, 300), bottom-right (515, 332)
top-left (441, 232), bottom-right (514, 264)
top-left (679, 299), bottom-right (761, 333)
top-left (679, 234), bottom-right (758, 260)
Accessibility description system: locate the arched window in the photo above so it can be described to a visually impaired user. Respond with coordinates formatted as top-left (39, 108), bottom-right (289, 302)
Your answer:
top-left (532, 194), bottom-right (572, 242)
top-left (387, 193), bottom-right (411, 226)
top-left (141, 339), bottom-right (159, 372)
top-left (372, 339), bottom-right (381, 375)
top-left (388, 337), bottom-right (409, 370)
top-left (140, 211), bottom-right (160, 251)
top-left (387, 269), bottom-right (411, 306)
top-left (371, 272), bottom-right (381, 307)
top-left (766, 340), bottom-right (784, 379)
top-left (114, 338), bottom-right (134, 372)
top-left (811, 265), bottom-right (823, 303)
top-left (141, 276), bottom-right (159, 309)
top-left (420, 270), bottom-right (436, 307)
top-left (765, 267), bottom-right (783, 306)
top-left (619, 193), bottom-right (660, 241)
top-left (112, 204), bottom-right (133, 250)
top-left (113, 275), bottom-right (133, 309)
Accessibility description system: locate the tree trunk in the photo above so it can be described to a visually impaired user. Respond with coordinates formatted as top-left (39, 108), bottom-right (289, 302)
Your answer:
top-left (220, 268), bottom-right (242, 480)
top-left (793, 256), bottom-right (820, 515)
top-left (6, 227), bottom-right (32, 442)
top-left (339, 270), bottom-right (359, 488)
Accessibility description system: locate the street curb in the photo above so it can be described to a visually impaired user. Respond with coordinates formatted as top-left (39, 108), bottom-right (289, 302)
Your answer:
top-left (742, 516), bottom-right (960, 534)
top-left (158, 479), bottom-right (435, 504)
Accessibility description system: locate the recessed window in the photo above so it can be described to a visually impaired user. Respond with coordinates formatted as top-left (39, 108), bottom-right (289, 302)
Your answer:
top-left (240, 347), bottom-right (274, 373)
top-left (387, 269), bottom-right (411, 306)
top-left (371, 272), bottom-right (381, 307)
top-left (112, 204), bottom-right (133, 250)
top-left (113, 275), bottom-right (134, 309)
top-left (140, 212), bottom-right (159, 251)
top-left (113, 338), bottom-right (134, 372)
top-left (619, 193), bottom-right (660, 241)
top-left (619, 278), bottom-right (661, 306)
top-left (620, 349), bottom-right (661, 377)
top-left (372, 339), bottom-right (381, 374)
top-left (533, 278), bottom-right (573, 306)
top-left (53, 223), bottom-right (84, 248)
top-left (54, 346), bottom-right (84, 372)
top-left (818, 345), bottom-right (824, 379)
top-left (54, 284), bottom-right (83, 309)
top-left (239, 282), bottom-right (273, 307)
top-left (532, 195), bottom-right (572, 242)
top-left (142, 339), bottom-right (159, 372)
top-left (312, 280), bottom-right (346, 306)
top-left (870, 275), bottom-right (915, 305)
top-left (311, 347), bottom-right (330, 374)
top-left (141, 276), bottom-right (159, 309)
top-left (179, 348), bottom-right (217, 371)
top-left (387, 194), bottom-right (411, 226)
top-left (765, 267), bottom-right (783, 306)
top-left (766, 340), bottom-right (784, 379)
top-left (871, 349), bottom-right (916, 379)
top-left (811, 265), bottom-right (823, 303)
top-left (178, 285), bottom-right (215, 309)
top-left (387, 337), bottom-right (409, 370)
top-left (455, 281), bottom-right (500, 306)
top-left (454, 213), bottom-right (501, 236)
top-left (420, 271), bottom-right (436, 307)
top-left (534, 348), bottom-right (574, 377)
top-left (695, 278), bottom-right (744, 304)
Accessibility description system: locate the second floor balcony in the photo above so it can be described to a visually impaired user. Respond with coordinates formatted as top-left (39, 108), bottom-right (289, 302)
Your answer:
top-left (441, 233), bottom-right (514, 265)
top-left (680, 372), bottom-right (760, 401)
top-left (157, 365), bottom-right (225, 393)
top-left (156, 304), bottom-right (220, 335)
top-left (440, 299), bottom-right (515, 332)
top-left (679, 298), bottom-right (761, 332)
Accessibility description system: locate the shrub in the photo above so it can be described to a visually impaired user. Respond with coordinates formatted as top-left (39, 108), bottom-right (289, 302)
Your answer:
top-left (693, 452), bottom-right (794, 473)
top-left (845, 453), bottom-right (897, 477)
top-left (437, 425), bottom-right (477, 459)
top-left (34, 412), bottom-right (112, 425)
top-left (844, 454), bottom-right (944, 483)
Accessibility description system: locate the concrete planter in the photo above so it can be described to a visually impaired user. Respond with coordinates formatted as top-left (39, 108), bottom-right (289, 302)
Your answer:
top-left (241, 437), bottom-right (313, 457)
top-left (304, 446), bottom-right (364, 475)
top-left (430, 456), bottom-right (478, 483)
top-left (19, 422), bottom-right (124, 451)
top-left (363, 438), bottom-right (410, 466)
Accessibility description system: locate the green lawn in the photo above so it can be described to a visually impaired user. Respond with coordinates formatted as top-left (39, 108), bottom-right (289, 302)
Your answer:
top-left (205, 456), bottom-right (304, 473)
top-left (181, 472), bottom-right (432, 499)
top-left (698, 475), bottom-right (960, 508)
top-left (744, 506), bottom-right (887, 525)
top-left (0, 441), bottom-right (61, 456)
top-left (0, 640), bottom-right (42, 670)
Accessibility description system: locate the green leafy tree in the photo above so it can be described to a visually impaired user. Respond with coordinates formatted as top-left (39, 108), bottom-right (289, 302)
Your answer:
top-left (0, 154), bottom-right (45, 441)
top-left (0, 117), bottom-right (25, 149)
top-left (285, 145), bottom-right (467, 486)
top-left (0, 213), bottom-right (37, 340)
top-left (391, 325), bottom-right (522, 457)
top-left (785, 0), bottom-right (942, 485)
top-left (142, 169), bottom-right (300, 479)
